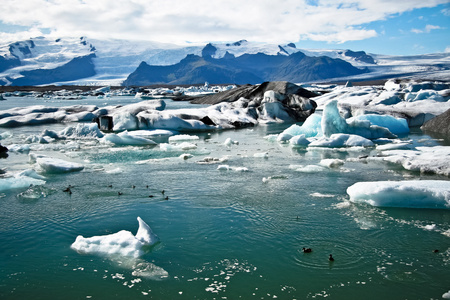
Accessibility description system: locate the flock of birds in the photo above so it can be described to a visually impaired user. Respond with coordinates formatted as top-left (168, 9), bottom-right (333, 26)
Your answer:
top-left (62, 184), bottom-right (170, 200)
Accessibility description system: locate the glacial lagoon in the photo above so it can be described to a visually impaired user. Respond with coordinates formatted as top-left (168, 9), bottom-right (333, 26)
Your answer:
top-left (1, 94), bottom-right (450, 299)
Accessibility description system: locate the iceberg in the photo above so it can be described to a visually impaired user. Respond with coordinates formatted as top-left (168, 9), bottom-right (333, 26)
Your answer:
top-left (0, 170), bottom-right (46, 192)
top-left (347, 180), bottom-right (450, 209)
top-left (30, 153), bottom-right (84, 174)
top-left (102, 131), bottom-right (157, 146)
top-left (71, 217), bottom-right (159, 258)
top-left (379, 146), bottom-right (450, 176)
top-left (59, 123), bottom-right (104, 139)
top-left (322, 100), bottom-right (396, 139)
top-left (308, 133), bottom-right (374, 148)
top-left (348, 114), bottom-right (409, 135)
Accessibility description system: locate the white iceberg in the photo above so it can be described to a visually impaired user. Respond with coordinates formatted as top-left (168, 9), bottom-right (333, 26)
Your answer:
top-left (30, 153), bottom-right (84, 174)
top-left (347, 180), bottom-right (450, 209)
top-left (308, 133), bottom-right (374, 148)
top-left (0, 170), bottom-right (46, 192)
top-left (102, 131), bottom-right (157, 146)
top-left (71, 217), bottom-right (159, 258)
top-left (379, 146), bottom-right (450, 176)
top-left (168, 134), bottom-right (199, 143)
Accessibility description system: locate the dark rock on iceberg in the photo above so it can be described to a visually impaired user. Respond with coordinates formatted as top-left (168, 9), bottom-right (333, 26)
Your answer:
top-left (421, 108), bottom-right (450, 137)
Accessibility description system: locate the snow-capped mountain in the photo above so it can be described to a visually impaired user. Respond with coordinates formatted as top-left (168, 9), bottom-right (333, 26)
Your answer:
top-left (0, 36), bottom-right (449, 86)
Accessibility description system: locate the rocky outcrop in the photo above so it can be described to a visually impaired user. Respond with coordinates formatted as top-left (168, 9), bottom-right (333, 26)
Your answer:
top-left (421, 108), bottom-right (450, 136)
top-left (191, 81), bottom-right (318, 104)
top-left (192, 81), bottom-right (318, 123)
top-left (0, 143), bottom-right (8, 159)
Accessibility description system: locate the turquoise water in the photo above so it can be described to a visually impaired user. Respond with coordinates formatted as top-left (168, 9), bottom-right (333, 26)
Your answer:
top-left (1, 97), bottom-right (450, 299)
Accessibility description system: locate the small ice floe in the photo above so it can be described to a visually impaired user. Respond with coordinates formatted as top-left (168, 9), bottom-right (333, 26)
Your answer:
top-left (224, 137), bottom-right (239, 147)
top-left (289, 134), bottom-right (311, 147)
top-left (0, 169), bottom-right (46, 192)
top-left (169, 134), bottom-right (199, 143)
top-left (379, 146), bottom-right (450, 176)
top-left (289, 164), bottom-right (326, 173)
top-left (376, 141), bottom-right (412, 151)
top-left (443, 290), bottom-right (450, 299)
top-left (253, 152), bottom-right (269, 158)
top-left (347, 180), bottom-right (450, 209)
top-left (71, 217), bottom-right (159, 258)
top-left (262, 175), bottom-right (288, 183)
top-left (308, 133), bottom-right (374, 148)
top-left (196, 156), bottom-right (229, 165)
top-left (30, 153), bottom-right (84, 174)
top-left (102, 131), bottom-right (157, 146)
top-left (217, 165), bottom-right (249, 172)
top-left (319, 159), bottom-right (345, 168)
top-left (160, 142), bottom-right (197, 151)
top-left (310, 192), bottom-right (335, 198)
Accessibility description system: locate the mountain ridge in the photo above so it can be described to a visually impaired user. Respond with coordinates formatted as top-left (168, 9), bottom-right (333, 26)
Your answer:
top-left (1, 36), bottom-right (449, 86)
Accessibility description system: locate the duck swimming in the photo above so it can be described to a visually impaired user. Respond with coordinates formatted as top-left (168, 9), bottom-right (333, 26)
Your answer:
top-left (329, 254), bottom-right (334, 261)
top-left (302, 247), bottom-right (312, 253)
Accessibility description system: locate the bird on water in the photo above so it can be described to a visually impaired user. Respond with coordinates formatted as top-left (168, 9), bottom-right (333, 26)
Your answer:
top-left (302, 247), bottom-right (312, 253)
top-left (329, 254), bottom-right (334, 261)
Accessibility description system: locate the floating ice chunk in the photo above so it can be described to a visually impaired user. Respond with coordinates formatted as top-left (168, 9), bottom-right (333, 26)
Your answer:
top-left (282, 114), bottom-right (323, 138)
top-left (102, 131), bottom-right (157, 146)
top-left (224, 137), bottom-right (239, 147)
top-left (217, 165), bottom-right (248, 172)
top-left (443, 290), bottom-right (450, 299)
top-left (59, 123), bottom-right (104, 139)
top-left (169, 134), bottom-right (199, 143)
top-left (289, 134), bottom-right (311, 147)
top-left (0, 172), bottom-right (46, 192)
top-left (0, 131), bottom-right (13, 140)
top-left (322, 100), bottom-right (396, 139)
top-left (423, 224), bottom-right (437, 231)
top-left (71, 217), bottom-right (159, 258)
top-left (380, 146), bottom-right (450, 176)
top-left (309, 134), bottom-right (374, 148)
top-left (17, 169), bottom-right (46, 180)
top-left (30, 154), bottom-right (84, 174)
top-left (127, 129), bottom-right (176, 138)
top-left (348, 114), bottom-right (409, 135)
top-left (253, 152), bottom-right (269, 158)
top-left (310, 192), bottom-right (335, 198)
top-left (347, 180), bottom-right (450, 209)
top-left (196, 156), bottom-right (229, 165)
top-left (7, 144), bottom-right (31, 153)
top-left (277, 132), bottom-right (293, 143)
top-left (320, 159), bottom-right (345, 168)
top-left (264, 134), bottom-right (278, 142)
top-left (289, 164), bottom-right (326, 173)
top-left (376, 142), bottom-right (412, 151)
top-left (160, 142), bottom-right (197, 151)
top-left (262, 175), bottom-right (288, 183)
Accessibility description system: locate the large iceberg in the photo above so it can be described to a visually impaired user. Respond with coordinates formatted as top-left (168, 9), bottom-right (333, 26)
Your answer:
top-left (347, 180), bottom-right (450, 209)
top-left (71, 217), bottom-right (159, 258)
top-left (30, 153), bottom-right (84, 174)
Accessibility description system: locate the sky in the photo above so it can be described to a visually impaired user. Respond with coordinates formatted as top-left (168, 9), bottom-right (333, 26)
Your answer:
top-left (0, 0), bottom-right (449, 55)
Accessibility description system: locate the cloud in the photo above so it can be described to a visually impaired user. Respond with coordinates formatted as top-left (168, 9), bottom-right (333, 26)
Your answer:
top-left (0, 0), bottom-right (448, 44)
top-left (411, 24), bottom-right (443, 34)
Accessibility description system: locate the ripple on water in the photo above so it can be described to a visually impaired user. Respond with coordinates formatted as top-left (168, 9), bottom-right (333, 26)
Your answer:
top-left (293, 238), bottom-right (372, 270)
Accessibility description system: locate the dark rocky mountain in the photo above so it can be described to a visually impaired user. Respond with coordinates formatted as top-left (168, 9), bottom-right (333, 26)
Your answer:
top-left (123, 46), bottom-right (368, 86)
top-left (340, 50), bottom-right (376, 64)
top-left (9, 53), bottom-right (96, 86)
